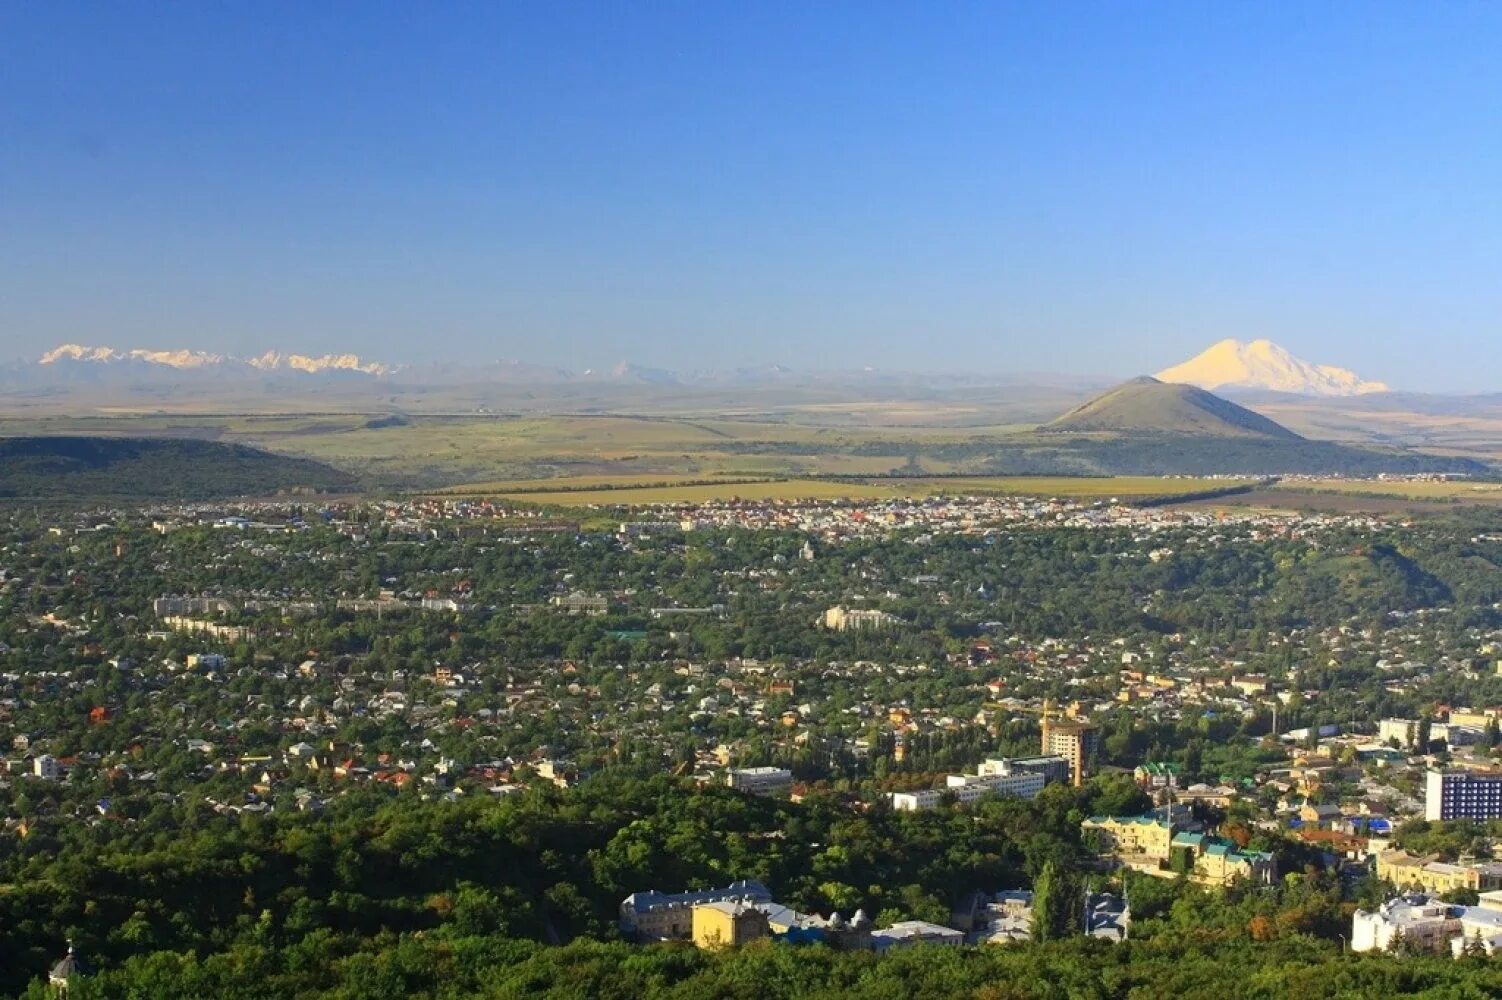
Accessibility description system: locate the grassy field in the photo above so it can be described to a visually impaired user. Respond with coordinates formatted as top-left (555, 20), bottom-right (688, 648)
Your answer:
top-left (1171, 478), bottom-right (1502, 515)
top-left (0, 407), bottom-right (1485, 496)
top-left (0, 413), bottom-right (930, 486)
top-left (0, 412), bottom-right (1005, 487)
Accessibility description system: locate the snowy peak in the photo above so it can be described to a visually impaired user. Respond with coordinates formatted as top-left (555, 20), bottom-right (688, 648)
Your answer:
top-left (40, 344), bottom-right (124, 364)
top-left (1155, 339), bottom-right (1389, 396)
top-left (38, 344), bottom-right (389, 377)
top-left (248, 351), bottom-right (390, 376)
top-left (128, 348), bottom-right (226, 369)
top-left (41, 344), bottom-right (228, 368)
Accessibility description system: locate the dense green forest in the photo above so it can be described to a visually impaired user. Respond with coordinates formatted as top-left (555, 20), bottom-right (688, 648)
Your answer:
top-left (0, 437), bottom-right (353, 500)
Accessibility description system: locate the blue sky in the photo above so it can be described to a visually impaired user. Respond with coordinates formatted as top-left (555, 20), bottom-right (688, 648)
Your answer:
top-left (3, 4), bottom-right (1501, 389)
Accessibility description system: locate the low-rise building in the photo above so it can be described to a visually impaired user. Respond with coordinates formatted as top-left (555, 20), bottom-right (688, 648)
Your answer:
top-left (1083, 891), bottom-right (1130, 941)
top-left (822, 607), bottom-right (900, 632)
top-left (967, 890), bottom-right (1033, 945)
top-left (1086, 817), bottom-right (1275, 887)
top-left (692, 900), bottom-right (771, 948)
top-left (1354, 891), bottom-right (1502, 956)
top-left (620, 881), bottom-right (774, 941)
top-left (1082, 816), bottom-right (1175, 860)
top-left (1376, 850), bottom-right (1502, 895)
top-left (870, 920), bottom-right (964, 950)
top-left (725, 766), bottom-right (794, 798)
top-left (1353, 894), bottom-right (1462, 953)
top-left (1133, 762), bottom-right (1181, 790)
top-left (550, 591), bottom-right (609, 616)
top-left (1191, 837), bottom-right (1276, 887)
top-left (1379, 718), bottom-right (1421, 750)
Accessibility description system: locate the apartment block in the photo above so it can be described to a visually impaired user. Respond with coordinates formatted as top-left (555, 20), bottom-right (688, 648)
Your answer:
top-left (1426, 769), bottom-right (1502, 821)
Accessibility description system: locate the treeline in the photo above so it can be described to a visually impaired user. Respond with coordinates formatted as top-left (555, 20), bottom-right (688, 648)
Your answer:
top-left (27, 933), bottom-right (1502, 999)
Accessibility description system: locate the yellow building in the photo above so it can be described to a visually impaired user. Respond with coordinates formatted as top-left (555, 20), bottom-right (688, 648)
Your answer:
top-left (1081, 816), bottom-right (1174, 860)
top-left (691, 901), bottom-right (770, 948)
top-left (823, 607), bottom-right (899, 632)
top-left (1192, 841), bottom-right (1275, 887)
top-left (1377, 850), bottom-right (1502, 894)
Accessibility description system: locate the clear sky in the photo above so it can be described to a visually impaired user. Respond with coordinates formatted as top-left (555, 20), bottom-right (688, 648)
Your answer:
top-left (3, 4), bottom-right (1502, 389)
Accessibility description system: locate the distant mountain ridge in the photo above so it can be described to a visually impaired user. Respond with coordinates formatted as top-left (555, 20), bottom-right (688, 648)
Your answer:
top-left (1044, 376), bottom-right (1302, 438)
top-left (1155, 339), bottom-right (1389, 396)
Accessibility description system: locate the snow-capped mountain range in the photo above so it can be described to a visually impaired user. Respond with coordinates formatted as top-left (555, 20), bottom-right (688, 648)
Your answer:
top-left (17, 339), bottom-right (1390, 397)
top-left (1156, 339), bottom-right (1389, 396)
top-left (39, 344), bottom-right (391, 376)
top-left (20, 344), bottom-right (806, 387)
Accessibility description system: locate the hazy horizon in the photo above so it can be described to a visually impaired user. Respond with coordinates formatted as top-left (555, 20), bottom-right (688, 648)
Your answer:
top-left (6, 5), bottom-right (1502, 391)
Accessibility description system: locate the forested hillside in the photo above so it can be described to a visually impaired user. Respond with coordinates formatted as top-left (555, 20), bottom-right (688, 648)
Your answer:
top-left (0, 437), bottom-right (354, 499)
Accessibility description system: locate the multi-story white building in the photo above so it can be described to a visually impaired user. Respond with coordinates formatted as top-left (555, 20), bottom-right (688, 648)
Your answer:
top-left (32, 754), bottom-right (61, 781)
top-left (1426, 769), bottom-right (1502, 821)
top-left (978, 755), bottom-right (1071, 784)
top-left (889, 767), bottom-right (1046, 812)
top-left (725, 766), bottom-right (794, 798)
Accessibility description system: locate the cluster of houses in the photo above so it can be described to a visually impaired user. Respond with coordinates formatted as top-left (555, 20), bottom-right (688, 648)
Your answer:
top-left (11, 498), bottom-right (1502, 919)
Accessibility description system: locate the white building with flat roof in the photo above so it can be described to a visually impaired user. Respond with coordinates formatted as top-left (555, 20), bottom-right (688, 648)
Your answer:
top-left (1353, 894), bottom-right (1460, 954)
top-left (1353, 891), bottom-right (1502, 956)
top-left (871, 920), bottom-right (964, 950)
top-left (725, 766), bottom-right (794, 797)
top-left (889, 768), bottom-right (1046, 812)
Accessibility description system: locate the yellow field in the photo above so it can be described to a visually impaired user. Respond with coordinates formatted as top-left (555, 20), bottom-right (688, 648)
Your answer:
top-left (901, 476), bottom-right (1255, 498)
top-left (497, 479), bottom-right (910, 505)
top-left (435, 473), bottom-right (771, 496)
top-left (485, 475), bottom-right (1251, 506)
top-left (1270, 478), bottom-right (1502, 501)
